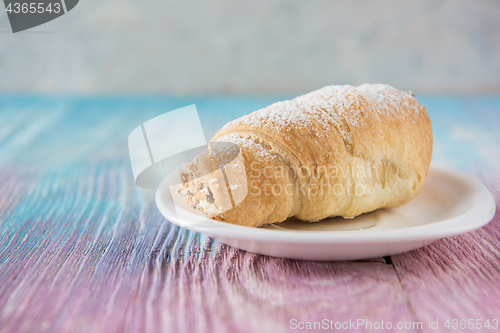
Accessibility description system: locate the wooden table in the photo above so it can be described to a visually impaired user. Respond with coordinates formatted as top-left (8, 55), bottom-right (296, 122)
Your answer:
top-left (0, 95), bottom-right (499, 333)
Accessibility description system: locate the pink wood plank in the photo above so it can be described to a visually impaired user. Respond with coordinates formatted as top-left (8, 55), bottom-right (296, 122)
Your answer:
top-left (0, 162), bottom-right (415, 333)
top-left (121, 242), bottom-right (415, 333)
top-left (391, 173), bottom-right (500, 332)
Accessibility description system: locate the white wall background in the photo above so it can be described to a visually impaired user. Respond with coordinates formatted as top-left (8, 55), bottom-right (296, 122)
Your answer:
top-left (0, 0), bottom-right (499, 95)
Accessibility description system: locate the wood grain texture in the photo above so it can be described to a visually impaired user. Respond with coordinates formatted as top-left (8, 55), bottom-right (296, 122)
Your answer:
top-left (389, 98), bottom-right (500, 332)
top-left (0, 96), bottom-right (499, 333)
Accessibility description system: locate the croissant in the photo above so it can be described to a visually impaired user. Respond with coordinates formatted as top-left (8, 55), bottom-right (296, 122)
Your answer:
top-left (177, 84), bottom-right (433, 227)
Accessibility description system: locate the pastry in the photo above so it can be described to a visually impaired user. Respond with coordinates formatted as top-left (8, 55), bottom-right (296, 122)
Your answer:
top-left (177, 84), bottom-right (433, 227)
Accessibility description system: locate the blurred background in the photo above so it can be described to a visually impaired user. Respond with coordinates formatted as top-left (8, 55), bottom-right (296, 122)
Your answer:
top-left (0, 0), bottom-right (499, 95)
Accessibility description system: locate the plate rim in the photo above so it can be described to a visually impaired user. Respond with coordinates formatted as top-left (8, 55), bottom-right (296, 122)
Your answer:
top-left (155, 162), bottom-right (496, 244)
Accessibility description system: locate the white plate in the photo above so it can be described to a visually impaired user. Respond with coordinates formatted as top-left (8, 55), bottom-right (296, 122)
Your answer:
top-left (156, 163), bottom-right (496, 260)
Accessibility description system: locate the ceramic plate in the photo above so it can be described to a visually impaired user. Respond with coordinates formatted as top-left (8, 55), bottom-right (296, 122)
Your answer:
top-left (156, 163), bottom-right (496, 260)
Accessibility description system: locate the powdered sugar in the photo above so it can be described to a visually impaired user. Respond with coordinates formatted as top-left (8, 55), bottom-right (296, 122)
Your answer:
top-left (221, 99), bottom-right (336, 139)
top-left (222, 84), bottom-right (421, 137)
top-left (356, 83), bottom-right (421, 118)
top-left (216, 133), bottom-right (277, 160)
top-left (215, 84), bottom-right (424, 157)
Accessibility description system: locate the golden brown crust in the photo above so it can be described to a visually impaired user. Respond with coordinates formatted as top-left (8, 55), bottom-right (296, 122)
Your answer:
top-left (178, 84), bottom-right (433, 227)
